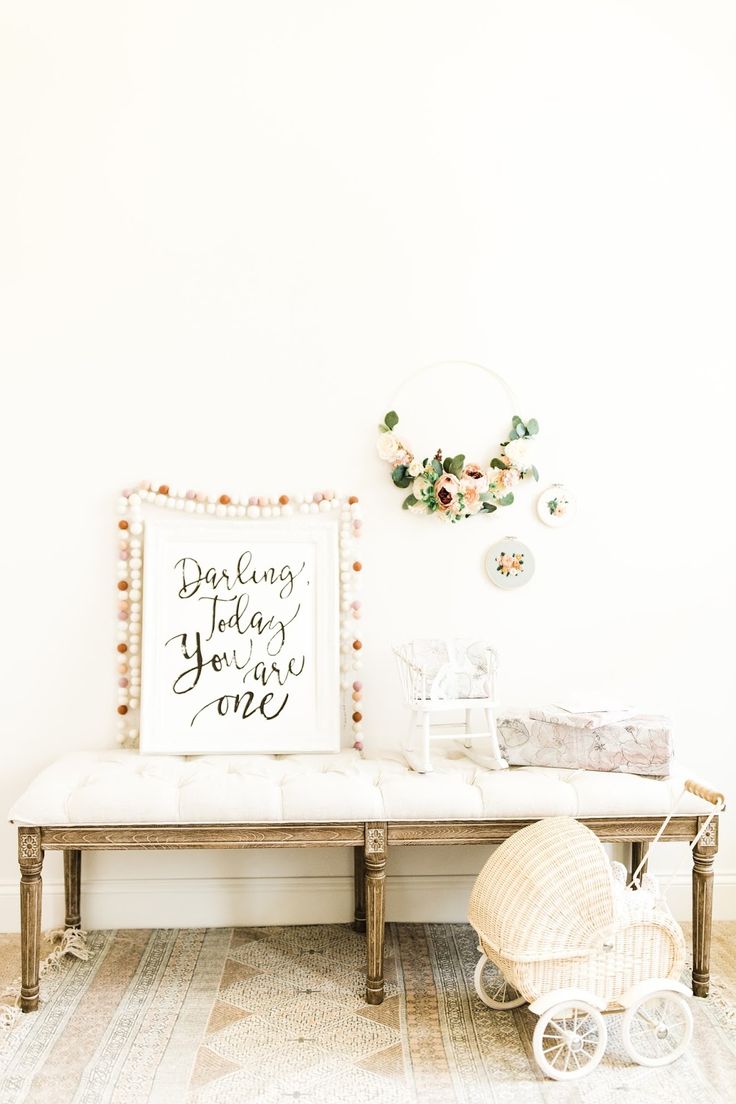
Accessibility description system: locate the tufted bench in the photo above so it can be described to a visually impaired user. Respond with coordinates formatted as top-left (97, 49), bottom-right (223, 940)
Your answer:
top-left (8, 747), bottom-right (722, 1013)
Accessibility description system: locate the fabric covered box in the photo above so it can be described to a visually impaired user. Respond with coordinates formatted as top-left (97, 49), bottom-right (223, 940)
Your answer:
top-left (497, 707), bottom-right (673, 777)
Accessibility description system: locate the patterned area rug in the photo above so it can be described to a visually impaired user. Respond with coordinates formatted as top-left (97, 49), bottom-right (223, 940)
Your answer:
top-left (2, 923), bottom-right (736, 1103)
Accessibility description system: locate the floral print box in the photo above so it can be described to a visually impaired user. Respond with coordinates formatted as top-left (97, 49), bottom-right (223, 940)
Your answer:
top-left (497, 708), bottom-right (673, 777)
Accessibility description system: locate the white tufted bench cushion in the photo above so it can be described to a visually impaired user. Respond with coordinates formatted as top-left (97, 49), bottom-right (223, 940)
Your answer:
top-left (8, 747), bottom-right (714, 826)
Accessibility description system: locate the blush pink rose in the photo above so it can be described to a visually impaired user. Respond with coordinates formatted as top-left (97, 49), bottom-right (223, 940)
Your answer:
top-left (434, 472), bottom-right (461, 512)
top-left (460, 481), bottom-right (483, 514)
top-left (461, 463), bottom-right (489, 494)
top-left (492, 467), bottom-right (520, 493)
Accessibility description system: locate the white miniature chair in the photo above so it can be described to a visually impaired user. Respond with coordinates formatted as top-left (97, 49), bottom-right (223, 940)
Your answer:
top-left (393, 639), bottom-right (508, 774)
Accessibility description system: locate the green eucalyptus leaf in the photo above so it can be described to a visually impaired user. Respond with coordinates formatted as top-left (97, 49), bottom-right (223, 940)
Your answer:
top-left (482, 502), bottom-right (497, 512)
top-left (443, 457), bottom-right (453, 473)
top-left (391, 465), bottom-right (408, 486)
top-left (531, 465), bottom-right (540, 482)
top-left (431, 458), bottom-right (443, 477)
top-left (497, 493), bottom-right (514, 507)
top-left (402, 493), bottom-right (418, 510)
top-left (451, 454), bottom-right (465, 476)
top-left (516, 423), bottom-right (526, 437)
top-left (526, 418), bottom-right (539, 435)
top-left (384, 410), bottom-right (399, 430)
top-left (512, 415), bottom-right (522, 427)
top-left (508, 428), bottom-right (518, 440)
top-left (490, 458), bottom-right (506, 469)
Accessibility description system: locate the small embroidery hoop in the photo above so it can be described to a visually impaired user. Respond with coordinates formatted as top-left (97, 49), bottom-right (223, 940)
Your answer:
top-left (485, 536), bottom-right (535, 589)
top-left (537, 483), bottom-right (575, 527)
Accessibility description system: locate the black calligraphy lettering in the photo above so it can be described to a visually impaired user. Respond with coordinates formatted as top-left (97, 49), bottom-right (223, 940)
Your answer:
top-left (190, 691), bottom-right (290, 727)
top-left (169, 548), bottom-right (309, 731)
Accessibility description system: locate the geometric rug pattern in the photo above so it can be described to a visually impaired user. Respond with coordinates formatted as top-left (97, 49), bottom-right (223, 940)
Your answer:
top-left (2, 923), bottom-right (736, 1103)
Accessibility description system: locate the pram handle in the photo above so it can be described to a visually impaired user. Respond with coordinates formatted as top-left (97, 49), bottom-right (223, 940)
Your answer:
top-left (628, 779), bottom-right (726, 891)
top-left (684, 778), bottom-right (726, 809)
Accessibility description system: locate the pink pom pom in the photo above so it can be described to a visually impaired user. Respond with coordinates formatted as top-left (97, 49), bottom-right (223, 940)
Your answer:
top-left (352, 680), bottom-right (362, 691)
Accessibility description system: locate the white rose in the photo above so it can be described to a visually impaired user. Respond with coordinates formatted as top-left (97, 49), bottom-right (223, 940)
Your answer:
top-left (377, 432), bottom-right (402, 463)
top-left (413, 474), bottom-right (431, 499)
top-left (504, 437), bottom-right (534, 471)
top-left (408, 459), bottom-right (423, 477)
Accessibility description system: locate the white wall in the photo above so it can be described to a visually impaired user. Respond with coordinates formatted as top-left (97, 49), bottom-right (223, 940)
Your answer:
top-left (1, 0), bottom-right (735, 929)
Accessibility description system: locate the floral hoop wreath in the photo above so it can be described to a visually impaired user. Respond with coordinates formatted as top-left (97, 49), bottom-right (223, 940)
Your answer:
top-left (377, 363), bottom-right (540, 522)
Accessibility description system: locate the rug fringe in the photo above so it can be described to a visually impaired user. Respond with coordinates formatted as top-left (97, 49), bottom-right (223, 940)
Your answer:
top-left (45, 927), bottom-right (91, 965)
top-left (0, 927), bottom-right (91, 1036)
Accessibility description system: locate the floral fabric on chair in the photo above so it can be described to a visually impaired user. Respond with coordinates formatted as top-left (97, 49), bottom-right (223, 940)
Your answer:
top-left (407, 639), bottom-right (494, 700)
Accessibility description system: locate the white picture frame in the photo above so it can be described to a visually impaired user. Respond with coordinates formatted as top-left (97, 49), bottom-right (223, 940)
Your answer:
top-left (139, 516), bottom-right (340, 755)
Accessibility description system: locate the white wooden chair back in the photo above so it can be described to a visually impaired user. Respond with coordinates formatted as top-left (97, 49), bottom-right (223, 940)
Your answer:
top-left (393, 639), bottom-right (498, 705)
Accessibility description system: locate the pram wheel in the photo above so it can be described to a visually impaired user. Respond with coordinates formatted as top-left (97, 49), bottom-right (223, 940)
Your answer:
top-left (532, 1000), bottom-right (606, 1080)
top-left (622, 991), bottom-right (693, 1067)
top-left (473, 954), bottom-right (526, 1009)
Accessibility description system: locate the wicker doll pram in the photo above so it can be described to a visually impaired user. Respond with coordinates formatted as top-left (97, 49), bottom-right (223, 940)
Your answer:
top-left (468, 784), bottom-right (724, 1081)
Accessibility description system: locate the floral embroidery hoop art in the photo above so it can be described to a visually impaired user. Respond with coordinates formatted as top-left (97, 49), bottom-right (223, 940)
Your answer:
top-left (377, 361), bottom-right (540, 523)
top-left (485, 537), bottom-right (535, 589)
top-left (537, 483), bottom-right (575, 527)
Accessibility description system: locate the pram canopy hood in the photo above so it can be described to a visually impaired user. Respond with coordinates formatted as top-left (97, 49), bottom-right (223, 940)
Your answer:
top-left (468, 816), bottom-right (616, 961)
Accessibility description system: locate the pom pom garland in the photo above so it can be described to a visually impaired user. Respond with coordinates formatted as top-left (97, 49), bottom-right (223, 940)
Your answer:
top-left (115, 484), bottom-right (365, 752)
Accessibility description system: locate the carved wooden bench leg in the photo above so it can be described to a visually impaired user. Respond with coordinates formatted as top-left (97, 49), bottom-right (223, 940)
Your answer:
top-left (19, 828), bottom-right (43, 1013)
top-left (364, 823), bottom-right (386, 1005)
top-left (64, 850), bottom-right (82, 930)
top-left (692, 815), bottom-right (718, 997)
top-left (353, 847), bottom-right (366, 933)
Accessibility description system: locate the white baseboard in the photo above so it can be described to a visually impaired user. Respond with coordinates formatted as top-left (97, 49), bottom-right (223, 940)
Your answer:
top-left (1, 872), bottom-right (736, 932)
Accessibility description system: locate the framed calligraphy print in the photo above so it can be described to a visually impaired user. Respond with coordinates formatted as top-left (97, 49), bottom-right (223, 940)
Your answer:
top-left (139, 516), bottom-right (341, 754)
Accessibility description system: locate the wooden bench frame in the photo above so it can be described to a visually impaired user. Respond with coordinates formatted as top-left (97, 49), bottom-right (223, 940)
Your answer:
top-left (17, 812), bottom-right (719, 1012)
